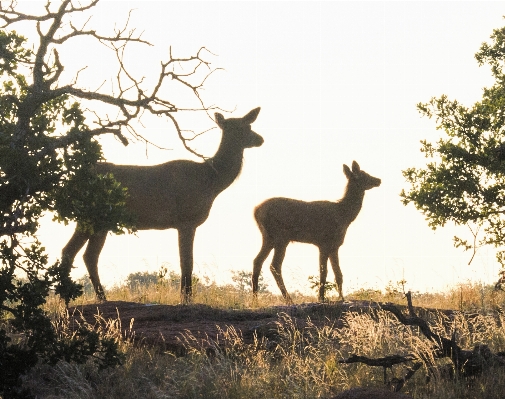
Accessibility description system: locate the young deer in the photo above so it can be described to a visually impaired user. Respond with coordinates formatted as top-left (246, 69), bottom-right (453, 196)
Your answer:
top-left (252, 161), bottom-right (380, 303)
top-left (62, 108), bottom-right (263, 302)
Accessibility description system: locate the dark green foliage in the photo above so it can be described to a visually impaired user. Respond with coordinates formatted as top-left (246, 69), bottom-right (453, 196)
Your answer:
top-left (232, 270), bottom-right (269, 293)
top-left (308, 275), bottom-right (337, 297)
top-left (126, 271), bottom-right (161, 291)
top-left (159, 267), bottom-right (200, 291)
top-left (0, 30), bottom-right (32, 75)
top-left (0, 237), bottom-right (123, 398)
top-left (125, 268), bottom-right (200, 293)
top-left (401, 21), bottom-right (505, 269)
top-left (76, 274), bottom-right (95, 296)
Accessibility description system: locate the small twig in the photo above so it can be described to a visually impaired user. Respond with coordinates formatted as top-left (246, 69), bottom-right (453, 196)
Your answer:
top-left (466, 223), bottom-right (480, 265)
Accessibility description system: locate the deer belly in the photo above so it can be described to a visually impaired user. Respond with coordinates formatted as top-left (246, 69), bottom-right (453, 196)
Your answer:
top-left (276, 219), bottom-right (346, 249)
top-left (126, 194), bottom-right (211, 230)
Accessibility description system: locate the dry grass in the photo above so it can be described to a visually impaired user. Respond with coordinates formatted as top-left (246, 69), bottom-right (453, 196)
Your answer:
top-left (17, 278), bottom-right (505, 398)
top-left (347, 281), bottom-right (505, 313)
top-left (63, 277), bottom-right (318, 310)
top-left (59, 270), bottom-right (505, 312)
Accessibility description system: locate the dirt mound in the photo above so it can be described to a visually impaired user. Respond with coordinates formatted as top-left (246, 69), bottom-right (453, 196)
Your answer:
top-left (69, 300), bottom-right (376, 354)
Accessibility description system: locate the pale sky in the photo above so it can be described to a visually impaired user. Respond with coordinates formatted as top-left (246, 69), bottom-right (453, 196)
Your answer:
top-left (21, 1), bottom-right (505, 296)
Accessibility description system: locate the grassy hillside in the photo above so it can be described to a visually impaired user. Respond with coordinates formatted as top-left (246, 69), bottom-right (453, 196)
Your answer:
top-left (11, 273), bottom-right (505, 398)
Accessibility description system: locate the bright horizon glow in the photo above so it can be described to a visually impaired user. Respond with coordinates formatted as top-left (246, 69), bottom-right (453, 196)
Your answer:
top-left (15, 1), bottom-right (505, 296)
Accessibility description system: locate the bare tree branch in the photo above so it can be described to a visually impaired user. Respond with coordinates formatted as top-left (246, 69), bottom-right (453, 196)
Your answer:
top-left (339, 354), bottom-right (421, 392)
top-left (339, 354), bottom-right (417, 368)
top-left (1, 0), bottom-right (221, 158)
top-left (382, 292), bottom-right (505, 378)
top-left (0, 0), bottom-right (99, 27)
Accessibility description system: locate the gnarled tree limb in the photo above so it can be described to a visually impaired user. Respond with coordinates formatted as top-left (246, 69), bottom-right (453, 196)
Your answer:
top-left (1, 0), bottom-right (220, 156)
top-left (339, 292), bottom-right (505, 395)
top-left (382, 292), bottom-right (505, 378)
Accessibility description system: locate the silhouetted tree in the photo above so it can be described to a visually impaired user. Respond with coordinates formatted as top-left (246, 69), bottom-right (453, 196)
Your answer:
top-left (401, 20), bottom-right (505, 275)
top-left (0, 1), bottom-right (218, 396)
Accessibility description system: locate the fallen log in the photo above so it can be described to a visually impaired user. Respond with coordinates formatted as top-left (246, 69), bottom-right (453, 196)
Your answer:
top-left (330, 387), bottom-right (413, 399)
top-left (339, 354), bottom-right (421, 392)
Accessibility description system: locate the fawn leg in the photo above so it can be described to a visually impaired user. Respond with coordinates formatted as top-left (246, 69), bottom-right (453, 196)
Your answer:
top-left (83, 231), bottom-right (108, 301)
top-left (252, 238), bottom-right (273, 296)
top-left (329, 251), bottom-right (344, 300)
top-left (178, 225), bottom-right (196, 303)
top-left (270, 243), bottom-right (292, 304)
top-left (318, 249), bottom-right (329, 302)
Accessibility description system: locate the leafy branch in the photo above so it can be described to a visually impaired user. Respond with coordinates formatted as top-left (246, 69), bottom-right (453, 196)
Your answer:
top-left (401, 20), bottom-right (505, 272)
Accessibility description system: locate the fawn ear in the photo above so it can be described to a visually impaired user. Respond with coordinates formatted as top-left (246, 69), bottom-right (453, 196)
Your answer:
top-left (343, 164), bottom-right (353, 179)
top-left (351, 161), bottom-right (360, 173)
top-left (215, 113), bottom-right (225, 128)
top-left (243, 107), bottom-right (261, 124)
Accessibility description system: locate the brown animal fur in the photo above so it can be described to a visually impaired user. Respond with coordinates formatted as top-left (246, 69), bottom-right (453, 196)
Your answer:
top-left (62, 108), bottom-right (263, 301)
top-left (252, 161), bottom-right (380, 302)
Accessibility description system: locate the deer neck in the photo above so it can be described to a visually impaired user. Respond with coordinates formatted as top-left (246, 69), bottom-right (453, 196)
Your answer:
top-left (339, 183), bottom-right (366, 223)
top-left (207, 135), bottom-right (245, 194)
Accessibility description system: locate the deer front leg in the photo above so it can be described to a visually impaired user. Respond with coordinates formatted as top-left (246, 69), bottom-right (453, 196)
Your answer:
top-left (83, 231), bottom-right (108, 301)
top-left (178, 225), bottom-right (196, 303)
top-left (329, 250), bottom-right (344, 301)
top-left (270, 243), bottom-right (292, 304)
top-left (252, 238), bottom-right (273, 297)
top-left (318, 249), bottom-right (329, 302)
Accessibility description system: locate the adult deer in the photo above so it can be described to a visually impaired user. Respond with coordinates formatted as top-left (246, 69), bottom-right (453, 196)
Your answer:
top-left (252, 161), bottom-right (380, 303)
top-left (62, 108), bottom-right (263, 302)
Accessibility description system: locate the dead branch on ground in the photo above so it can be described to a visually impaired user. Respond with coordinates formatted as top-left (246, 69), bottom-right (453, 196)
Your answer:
top-left (340, 292), bottom-right (505, 392)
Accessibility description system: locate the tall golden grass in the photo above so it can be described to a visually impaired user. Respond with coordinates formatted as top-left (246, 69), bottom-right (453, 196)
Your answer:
top-left (16, 276), bottom-right (505, 398)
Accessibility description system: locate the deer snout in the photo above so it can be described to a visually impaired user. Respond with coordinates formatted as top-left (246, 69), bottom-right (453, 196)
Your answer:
top-left (247, 132), bottom-right (264, 148)
top-left (365, 176), bottom-right (381, 189)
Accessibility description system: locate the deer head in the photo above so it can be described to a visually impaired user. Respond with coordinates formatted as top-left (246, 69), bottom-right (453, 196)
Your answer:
top-left (343, 161), bottom-right (381, 190)
top-left (215, 107), bottom-right (264, 148)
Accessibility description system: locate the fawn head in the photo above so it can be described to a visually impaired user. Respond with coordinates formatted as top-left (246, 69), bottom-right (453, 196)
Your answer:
top-left (343, 161), bottom-right (381, 190)
top-left (215, 107), bottom-right (264, 148)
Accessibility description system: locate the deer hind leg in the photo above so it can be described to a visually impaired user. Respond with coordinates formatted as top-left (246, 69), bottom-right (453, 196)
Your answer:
top-left (61, 228), bottom-right (90, 277)
top-left (318, 249), bottom-right (330, 302)
top-left (83, 231), bottom-right (108, 301)
top-left (329, 251), bottom-right (344, 301)
top-left (270, 243), bottom-right (292, 304)
top-left (178, 226), bottom-right (196, 303)
top-left (252, 236), bottom-right (273, 296)
top-left (60, 229), bottom-right (90, 302)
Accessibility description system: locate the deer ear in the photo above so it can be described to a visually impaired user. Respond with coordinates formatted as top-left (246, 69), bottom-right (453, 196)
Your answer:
top-left (351, 161), bottom-right (360, 173)
top-left (243, 107), bottom-right (261, 124)
top-left (215, 113), bottom-right (225, 128)
top-left (343, 164), bottom-right (352, 179)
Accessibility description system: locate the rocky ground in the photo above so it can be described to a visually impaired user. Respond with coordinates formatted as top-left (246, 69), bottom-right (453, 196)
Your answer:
top-left (69, 300), bottom-right (380, 354)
